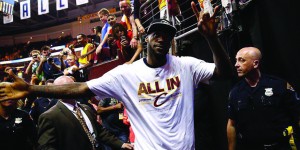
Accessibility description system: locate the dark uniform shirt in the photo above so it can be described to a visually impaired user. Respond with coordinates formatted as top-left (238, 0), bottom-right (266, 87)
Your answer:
top-left (0, 109), bottom-right (37, 150)
top-left (228, 74), bottom-right (300, 147)
top-left (30, 97), bottom-right (57, 125)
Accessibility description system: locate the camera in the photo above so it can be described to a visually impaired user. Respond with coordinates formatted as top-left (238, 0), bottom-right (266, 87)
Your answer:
top-left (63, 51), bottom-right (68, 55)
top-left (120, 36), bottom-right (126, 41)
top-left (47, 57), bottom-right (53, 62)
top-left (68, 44), bottom-right (75, 49)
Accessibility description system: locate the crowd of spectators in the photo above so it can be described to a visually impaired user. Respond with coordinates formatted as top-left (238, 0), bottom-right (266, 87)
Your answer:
top-left (0, 35), bottom-right (73, 61)
top-left (0, 1), bottom-right (149, 149)
top-left (1, 0), bottom-right (300, 150)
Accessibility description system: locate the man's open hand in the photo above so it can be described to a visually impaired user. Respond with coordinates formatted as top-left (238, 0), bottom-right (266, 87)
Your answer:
top-left (0, 70), bottom-right (30, 102)
top-left (191, 1), bottom-right (220, 38)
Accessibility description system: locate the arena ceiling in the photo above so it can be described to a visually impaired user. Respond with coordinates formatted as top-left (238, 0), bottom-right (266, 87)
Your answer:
top-left (0, 0), bottom-right (119, 36)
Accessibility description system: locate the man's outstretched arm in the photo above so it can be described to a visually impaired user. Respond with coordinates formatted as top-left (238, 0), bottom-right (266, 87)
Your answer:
top-left (0, 70), bottom-right (95, 101)
top-left (191, 2), bottom-right (233, 79)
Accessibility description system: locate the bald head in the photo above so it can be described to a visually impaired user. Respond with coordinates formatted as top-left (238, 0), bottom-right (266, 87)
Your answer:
top-left (238, 47), bottom-right (262, 61)
top-left (54, 76), bottom-right (75, 85)
top-left (235, 47), bottom-right (262, 78)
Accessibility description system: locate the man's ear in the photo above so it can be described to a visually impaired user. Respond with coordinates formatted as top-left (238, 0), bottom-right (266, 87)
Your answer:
top-left (253, 60), bottom-right (259, 68)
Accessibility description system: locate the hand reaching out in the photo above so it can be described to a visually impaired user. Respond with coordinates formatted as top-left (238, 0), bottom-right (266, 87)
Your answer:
top-left (130, 38), bottom-right (137, 49)
top-left (191, 1), bottom-right (220, 38)
top-left (0, 70), bottom-right (30, 102)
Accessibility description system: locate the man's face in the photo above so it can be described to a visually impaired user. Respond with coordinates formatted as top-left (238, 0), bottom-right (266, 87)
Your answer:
top-left (66, 55), bottom-right (75, 66)
top-left (235, 50), bottom-right (256, 77)
top-left (147, 31), bottom-right (172, 56)
top-left (31, 52), bottom-right (39, 57)
top-left (76, 35), bottom-right (86, 45)
top-left (119, 1), bottom-right (131, 15)
top-left (41, 49), bottom-right (50, 56)
top-left (114, 27), bottom-right (125, 37)
top-left (98, 13), bottom-right (108, 24)
top-left (107, 16), bottom-right (116, 26)
top-left (92, 28), bottom-right (97, 34)
top-left (31, 52), bottom-right (40, 60)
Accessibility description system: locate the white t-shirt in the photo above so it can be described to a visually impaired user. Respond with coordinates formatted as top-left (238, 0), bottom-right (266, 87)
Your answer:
top-left (87, 54), bottom-right (215, 150)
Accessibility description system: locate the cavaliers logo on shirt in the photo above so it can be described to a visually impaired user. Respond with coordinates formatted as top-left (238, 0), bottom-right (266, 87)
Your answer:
top-left (137, 75), bottom-right (182, 108)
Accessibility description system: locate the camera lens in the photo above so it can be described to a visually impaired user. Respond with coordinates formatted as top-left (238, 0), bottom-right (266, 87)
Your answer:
top-left (68, 45), bottom-right (74, 49)
top-left (47, 57), bottom-right (53, 62)
top-left (121, 36), bottom-right (126, 41)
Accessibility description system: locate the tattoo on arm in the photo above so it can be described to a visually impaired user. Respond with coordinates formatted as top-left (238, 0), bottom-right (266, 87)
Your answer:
top-left (31, 83), bottom-right (95, 99)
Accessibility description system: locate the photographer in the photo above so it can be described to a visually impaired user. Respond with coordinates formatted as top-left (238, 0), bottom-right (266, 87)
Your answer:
top-left (36, 46), bottom-right (62, 80)
top-left (25, 50), bottom-right (41, 80)
top-left (58, 48), bottom-right (73, 71)
top-left (62, 54), bottom-right (81, 82)
top-left (111, 23), bottom-right (141, 64)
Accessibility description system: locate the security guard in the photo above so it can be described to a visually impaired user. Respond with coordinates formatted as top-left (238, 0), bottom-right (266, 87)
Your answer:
top-left (0, 99), bottom-right (37, 150)
top-left (30, 97), bottom-right (57, 125)
top-left (29, 79), bottom-right (58, 125)
top-left (227, 47), bottom-right (300, 150)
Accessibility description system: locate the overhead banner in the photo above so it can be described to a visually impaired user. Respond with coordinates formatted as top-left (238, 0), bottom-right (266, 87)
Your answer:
top-left (20, 0), bottom-right (31, 20)
top-left (76, 0), bottom-right (88, 6)
top-left (38, 0), bottom-right (49, 15)
top-left (3, 0), bottom-right (92, 21)
top-left (56, 0), bottom-right (68, 10)
top-left (0, 1), bottom-right (13, 15)
top-left (3, 14), bottom-right (13, 24)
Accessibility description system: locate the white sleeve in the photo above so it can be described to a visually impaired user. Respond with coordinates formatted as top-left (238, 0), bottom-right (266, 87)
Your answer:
top-left (86, 66), bottom-right (124, 100)
top-left (180, 56), bottom-right (215, 86)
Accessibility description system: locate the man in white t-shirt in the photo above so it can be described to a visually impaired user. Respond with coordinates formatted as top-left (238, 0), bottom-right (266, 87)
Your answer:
top-left (0, 3), bottom-right (233, 150)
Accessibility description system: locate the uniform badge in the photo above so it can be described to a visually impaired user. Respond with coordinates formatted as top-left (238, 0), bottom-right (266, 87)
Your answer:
top-left (15, 118), bottom-right (22, 124)
top-left (265, 88), bottom-right (273, 96)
